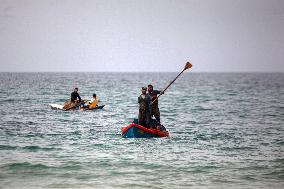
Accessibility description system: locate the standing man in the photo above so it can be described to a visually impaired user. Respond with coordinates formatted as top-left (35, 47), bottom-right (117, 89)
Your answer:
top-left (148, 84), bottom-right (164, 123)
top-left (138, 87), bottom-right (151, 128)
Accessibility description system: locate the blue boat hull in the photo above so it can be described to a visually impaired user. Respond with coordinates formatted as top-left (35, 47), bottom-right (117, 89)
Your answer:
top-left (121, 123), bottom-right (169, 138)
top-left (122, 126), bottom-right (157, 138)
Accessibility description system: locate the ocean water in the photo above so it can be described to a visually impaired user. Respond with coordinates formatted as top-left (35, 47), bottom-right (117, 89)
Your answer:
top-left (0, 72), bottom-right (283, 189)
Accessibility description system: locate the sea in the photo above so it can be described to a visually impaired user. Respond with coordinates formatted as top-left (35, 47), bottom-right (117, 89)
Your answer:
top-left (0, 72), bottom-right (283, 189)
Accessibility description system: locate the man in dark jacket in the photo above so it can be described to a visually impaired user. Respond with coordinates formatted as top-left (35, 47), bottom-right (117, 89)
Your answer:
top-left (63, 87), bottom-right (82, 110)
top-left (138, 87), bottom-right (151, 128)
top-left (148, 84), bottom-right (164, 123)
top-left (71, 87), bottom-right (81, 103)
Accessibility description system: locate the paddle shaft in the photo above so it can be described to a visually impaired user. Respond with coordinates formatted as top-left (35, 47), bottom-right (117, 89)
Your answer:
top-left (151, 68), bottom-right (187, 104)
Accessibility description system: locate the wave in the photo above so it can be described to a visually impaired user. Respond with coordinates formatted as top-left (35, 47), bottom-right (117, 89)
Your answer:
top-left (0, 145), bottom-right (61, 151)
top-left (22, 145), bottom-right (60, 151)
top-left (179, 165), bottom-right (222, 174)
top-left (273, 158), bottom-right (284, 163)
top-left (0, 145), bottom-right (17, 150)
top-left (0, 99), bottom-right (16, 103)
top-left (220, 146), bottom-right (256, 151)
top-left (2, 162), bottom-right (50, 170)
top-left (2, 162), bottom-right (83, 171)
top-left (193, 132), bottom-right (241, 141)
top-left (264, 170), bottom-right (284, 179)
top-left (191, 106), bottom-right (213, 111)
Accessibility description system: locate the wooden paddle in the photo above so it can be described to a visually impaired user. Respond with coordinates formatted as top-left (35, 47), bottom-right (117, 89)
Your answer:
top-left (151, 62), bottom-right (192, 104)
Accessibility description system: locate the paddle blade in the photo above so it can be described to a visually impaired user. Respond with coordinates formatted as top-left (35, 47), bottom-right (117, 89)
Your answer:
top-left (184, 62), bottom-right (192, 70)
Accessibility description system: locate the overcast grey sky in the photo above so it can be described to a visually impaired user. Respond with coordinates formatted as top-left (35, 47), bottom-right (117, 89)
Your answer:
top-left (0, 0), bottom-right (283, 72)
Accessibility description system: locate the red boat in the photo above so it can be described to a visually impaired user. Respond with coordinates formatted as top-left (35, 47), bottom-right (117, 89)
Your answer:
top-left (121, 120), bottom-right (169, 138)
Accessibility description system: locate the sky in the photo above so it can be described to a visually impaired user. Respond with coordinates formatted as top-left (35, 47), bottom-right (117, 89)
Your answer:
top-left (0, 0), bottom-right (283, 72)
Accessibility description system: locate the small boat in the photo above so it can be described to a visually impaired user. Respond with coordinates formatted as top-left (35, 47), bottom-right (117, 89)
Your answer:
top-left (49, 104), bottom-right (105, 111)
top-left (81, 105), bottom-right (105, 110)
top-left (121, 119), bottom-right (169, 138)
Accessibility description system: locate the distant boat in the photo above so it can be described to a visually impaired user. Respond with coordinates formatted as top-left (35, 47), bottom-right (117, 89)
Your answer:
top-left (49, 103), bottom-right (105, 111)
top-left (121, 119), bottom-right (169, 138)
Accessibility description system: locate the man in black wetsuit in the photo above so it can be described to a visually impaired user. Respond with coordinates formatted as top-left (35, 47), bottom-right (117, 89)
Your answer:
top-left (71, 87), bottom-right (81, 103)
top-left (63, 87), bottom-right (82, 110)
top-left (147, 84), bottom-right (164, 123)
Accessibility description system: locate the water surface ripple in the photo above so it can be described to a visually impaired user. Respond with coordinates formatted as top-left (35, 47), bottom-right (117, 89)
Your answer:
top-left (0, 73), bottom-right (283, 189)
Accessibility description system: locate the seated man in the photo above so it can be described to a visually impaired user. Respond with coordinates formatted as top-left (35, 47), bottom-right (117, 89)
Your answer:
top-left (63, 87), bottom-right (82, 110)
top-left (85, 94), bottom-right (98, 109)
top-left (71, 87), bottom-right (81, 103)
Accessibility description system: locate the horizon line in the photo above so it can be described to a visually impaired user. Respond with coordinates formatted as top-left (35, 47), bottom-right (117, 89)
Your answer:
top-left (0, 71), bottom-right (283, 73)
